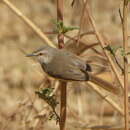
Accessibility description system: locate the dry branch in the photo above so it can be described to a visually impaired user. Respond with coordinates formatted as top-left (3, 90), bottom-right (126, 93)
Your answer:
top-left (2, 0), bottom-right (55, 48)
top-left (122, 0), bottom-right (129, 130)
top-left (57, 0), bottom-right (67, 130)
top-left (87, 82), bottom-right (124, 116)
top-left (85, 3), bottom-right (124, 89)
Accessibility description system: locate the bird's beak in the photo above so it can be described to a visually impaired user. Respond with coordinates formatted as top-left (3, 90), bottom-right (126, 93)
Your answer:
top-left (26, 53), bottom-right (36, 57)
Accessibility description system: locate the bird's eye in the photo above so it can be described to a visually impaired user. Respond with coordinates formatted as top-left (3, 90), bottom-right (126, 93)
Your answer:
top-left (39, 53), bottom-right (43, 56)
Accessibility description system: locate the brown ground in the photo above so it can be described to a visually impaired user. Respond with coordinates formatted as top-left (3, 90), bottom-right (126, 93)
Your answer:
top-left (0, 0), bottom-right (129, 130)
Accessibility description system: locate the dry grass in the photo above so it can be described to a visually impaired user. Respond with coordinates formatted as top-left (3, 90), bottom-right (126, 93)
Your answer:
top-left (0, 0), bottom-right (129, 130)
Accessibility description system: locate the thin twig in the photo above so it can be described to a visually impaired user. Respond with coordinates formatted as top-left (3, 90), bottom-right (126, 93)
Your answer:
top-left (103, 37), bottom-right (124, 73)
top-left (2, 0), bottom-right (55, 48)
top-left (57, 0), bottom-right (67, 130)
top-left (122, 0), bottom-right (129, 130)
top-left (64, 32), bottom-right (103, 56)
top-left (76, 0), bottom-right (88, 46)
top-left (114, 54), bottom-right (124, 74)
top-left (49, 80), bottom-right (59, 97)
top-left (85, 3), bottom-right (124, 89)
top-left (79, 0), bottom-right (124, 119)
top-left (64, 34), bottom-right (99, 48)
top-left (87, 82), bottom-right (124, 116)
top-left (119, 8), bottom-right (123, 24)
top-left (65, 31), bottom-right (95, 44)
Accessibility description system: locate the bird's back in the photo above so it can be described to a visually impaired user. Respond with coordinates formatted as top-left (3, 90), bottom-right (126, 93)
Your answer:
top-left (41, 48), bottom-right (90, 81)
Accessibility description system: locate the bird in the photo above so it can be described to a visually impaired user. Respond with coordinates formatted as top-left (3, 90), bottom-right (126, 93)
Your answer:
top-left (26, 45), bottom-right (119, 94)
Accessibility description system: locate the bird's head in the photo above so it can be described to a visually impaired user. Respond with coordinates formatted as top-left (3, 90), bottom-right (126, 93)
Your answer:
top-left (26, 45), bottom-right (54, 64)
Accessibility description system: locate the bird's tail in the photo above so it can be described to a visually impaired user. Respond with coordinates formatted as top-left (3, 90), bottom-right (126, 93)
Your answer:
top-left (89, 74), bottom-right (120, 95)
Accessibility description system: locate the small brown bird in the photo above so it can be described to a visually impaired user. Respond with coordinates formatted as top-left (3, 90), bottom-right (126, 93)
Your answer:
top-left (26, 45), bottom-right (119, 94)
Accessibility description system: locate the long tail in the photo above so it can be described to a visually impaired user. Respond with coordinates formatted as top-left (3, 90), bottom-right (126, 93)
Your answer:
top-left (89, 74), bottom-right (120, 95)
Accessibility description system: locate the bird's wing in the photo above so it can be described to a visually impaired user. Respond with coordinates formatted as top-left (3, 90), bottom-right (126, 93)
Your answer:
top-left (44, 63), bottom-right (89, 81)
top-left (41, 49), bottom-right (90, 81)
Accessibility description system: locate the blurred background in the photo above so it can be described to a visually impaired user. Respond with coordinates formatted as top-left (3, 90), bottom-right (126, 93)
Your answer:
top-left (0, 0), bottom-right (128, 130)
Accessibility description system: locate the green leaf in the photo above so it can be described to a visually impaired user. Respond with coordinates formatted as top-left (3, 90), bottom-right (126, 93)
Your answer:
top-left (104, 45), bottom-right (122, 56)
top-left (52, 20), bottom-right (79, 34)
top-left (120, 48), bottom-right (126, 57)
top-left (36, 87), bottom-right (60, 124)
top-left (62, 26), bottom-right (79, 33)
top-left (35, 88), bottom-right (58, 108)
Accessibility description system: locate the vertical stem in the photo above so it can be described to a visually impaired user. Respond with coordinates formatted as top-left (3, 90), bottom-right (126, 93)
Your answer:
top-left (59, 81), bottom-right (67, 130)
top-left (122, 0), bottom-right (129, 130)
top-left (57, 0), bottom-right (67, 130)
top-left (57, 0), bottom-right (64, 49)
